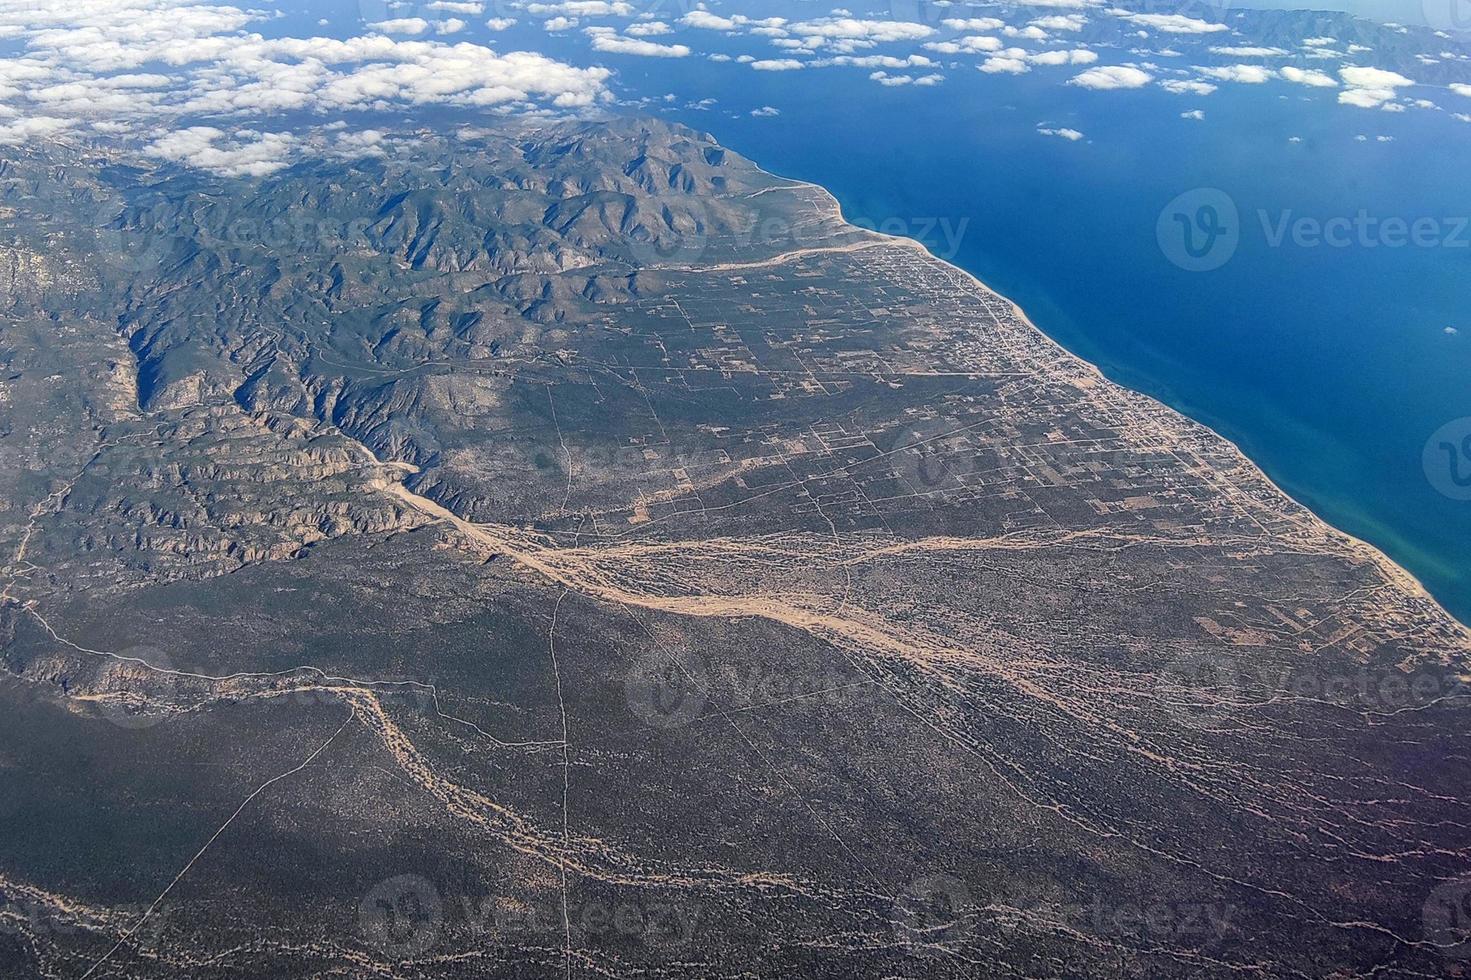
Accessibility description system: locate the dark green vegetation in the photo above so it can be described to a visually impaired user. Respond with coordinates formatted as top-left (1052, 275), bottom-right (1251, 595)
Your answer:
top-left (2, 119), bottom-right (1470, 978)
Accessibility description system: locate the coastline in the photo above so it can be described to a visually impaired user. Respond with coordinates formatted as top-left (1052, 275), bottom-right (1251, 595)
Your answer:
top-left (744, 157), bottom-right (1471, 643)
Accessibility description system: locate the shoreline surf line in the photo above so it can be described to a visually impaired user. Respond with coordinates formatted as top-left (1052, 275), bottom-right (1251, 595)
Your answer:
top-left (738, 155), bottom-right (1471, 641)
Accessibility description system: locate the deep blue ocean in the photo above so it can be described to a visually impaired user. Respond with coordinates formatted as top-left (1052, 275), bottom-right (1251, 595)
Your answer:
top-left (209, 1), bottom-right (1471, 622)
top-left (705, 70), bottom-right (1471, 614)
top-left (560, 14), bottom-right (1471, 622)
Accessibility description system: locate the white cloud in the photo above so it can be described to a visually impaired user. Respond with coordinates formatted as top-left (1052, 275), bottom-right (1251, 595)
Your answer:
top-left (625, 21), bottom-right (670, 36)
top-left (1279, 66), bottom-right (1337, 87)
top-left (1208, 45), bottom-right (1288, 57)
top-left (0, 0), bottom-right (614, 149)
top-left (589, 33), bottom-right (690, 56)
top-left (1340, 65), bottom-right (1414, 89)
top-left (677, 11), bottom-right (786, 32)
top-left (1113, 11), bottom-right (1228, 34)
top-left (485, 17), bottom-right (516, 30)
top-left (980, 54), bottom-right (1030, 74)
top-left (750, 58), bottom-right (805, 70)
top-left (0, 114), bottom-right (71, 144)
top-left (941, 17), bottom-right (1004, 31)
top-left (1338, 65), bottom-right (1414, 108)
top-left (1340, 88), bottom-right (1393, 107)
top-left (1196, 64), bottom-right (1274, 84)
top-left (1070, 64), bottom-right (1152, 89)
top-left (1452, 83), bottom-right (1471, 97)
top-left (925, 35), bottom-right (1003, 54)
top-left (369, 17), bottom-right (430, 35)
top-left (331, 128), bottom-right (387, 157)
top-left (788, 17), bottom-right (934, 43)
top-left (1032, 14), bottom-right (1086, 31)
top-left (146, 127), bottom-right (295, 177)
top-left (679, 10), bottom-right (740, 31)
top-left (433, 18), bottom-right (466, 34)
top-left (750, 105), bottom-right (779, 116)
top-left (527, 1), bottom-right (633, 16)
top-left (867, 69), bottom-right (943, 86)
top-left (1160, 78), bottom-right (1217, 95)
top-left (543, 16), bottom-right (577, 31)
top-left (1180, 108), bottom-right (1204, 119)
top-left (826, 54), bottom-right (935, 69)
top-left (428, 1), bottom-right (484, 12)
top-left (870, 70), bottom-right (910, 85)
top-left (1037, 125), bottom-right (1084, 140)
top-left (1029, 47), bottom-right (1097, 66)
